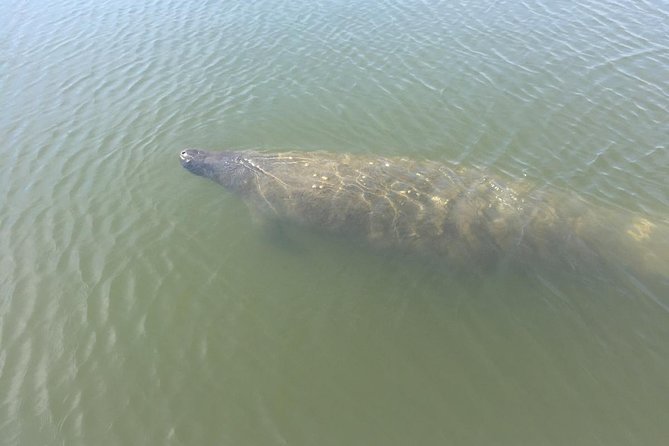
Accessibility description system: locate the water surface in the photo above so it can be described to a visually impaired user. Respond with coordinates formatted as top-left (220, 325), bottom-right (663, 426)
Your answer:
top-left (1, 0), bottom-right (668, 444)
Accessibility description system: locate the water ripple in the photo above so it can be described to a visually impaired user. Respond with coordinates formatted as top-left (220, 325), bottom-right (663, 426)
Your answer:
top-left (1, 0), bottom-right (668, 443)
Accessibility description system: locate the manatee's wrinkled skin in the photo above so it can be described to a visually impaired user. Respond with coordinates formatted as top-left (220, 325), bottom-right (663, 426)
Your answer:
top-left (179, 148), bottom-right (667, 276)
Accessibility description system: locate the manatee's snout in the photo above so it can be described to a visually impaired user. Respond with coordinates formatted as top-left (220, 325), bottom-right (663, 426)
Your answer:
top-left (179, 148), bottom-right (202, 163)
top-left (179, 148), bottom-right (210, 177)
top-left (179, 148), bottom-right (248, 188)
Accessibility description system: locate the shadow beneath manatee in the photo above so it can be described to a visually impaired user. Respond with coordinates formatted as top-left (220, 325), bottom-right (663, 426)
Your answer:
top-left (257, 215), bottom-right (669, 315)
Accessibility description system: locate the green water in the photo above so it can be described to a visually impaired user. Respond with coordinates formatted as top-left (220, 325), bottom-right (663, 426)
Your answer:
top-left (1, 0), bottom-right (668, 444)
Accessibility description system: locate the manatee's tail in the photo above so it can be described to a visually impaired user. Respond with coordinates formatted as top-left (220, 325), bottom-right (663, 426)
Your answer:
top-left (578, 209), bottom-right (669, 279)
top-left (622, 216), bottom-right (669, 278)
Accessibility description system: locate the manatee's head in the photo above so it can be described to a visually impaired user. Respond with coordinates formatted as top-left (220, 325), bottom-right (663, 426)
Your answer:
top-left (179, 148), bottom-right (253, 192)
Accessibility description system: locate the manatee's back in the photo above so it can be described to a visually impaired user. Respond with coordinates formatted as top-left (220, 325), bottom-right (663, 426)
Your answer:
top-left (241, 151), bottom-right (538, 266)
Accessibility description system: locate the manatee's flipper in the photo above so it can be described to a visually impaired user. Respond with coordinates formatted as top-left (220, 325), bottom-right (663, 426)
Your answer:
top-left (257, 217), bottom-right (308, 255)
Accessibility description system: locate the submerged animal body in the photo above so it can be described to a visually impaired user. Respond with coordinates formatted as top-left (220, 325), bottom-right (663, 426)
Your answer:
top-left (179, 148), bottom-right (667, 275)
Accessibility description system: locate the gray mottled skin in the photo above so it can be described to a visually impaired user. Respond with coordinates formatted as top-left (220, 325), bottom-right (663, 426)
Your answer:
top-left (179, 148), bottom-right (667, 275)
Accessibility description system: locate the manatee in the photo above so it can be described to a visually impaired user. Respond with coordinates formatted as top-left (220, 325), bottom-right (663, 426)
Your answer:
top-left (179, 148), bottom-right (668, 276)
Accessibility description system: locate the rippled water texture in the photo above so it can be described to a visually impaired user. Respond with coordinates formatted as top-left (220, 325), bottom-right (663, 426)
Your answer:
top-left (1, 0), bottom-right (668, 444)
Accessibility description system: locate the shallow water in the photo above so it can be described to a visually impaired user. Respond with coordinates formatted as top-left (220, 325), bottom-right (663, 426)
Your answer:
top-left (1, 0), bottom-right (668, 444)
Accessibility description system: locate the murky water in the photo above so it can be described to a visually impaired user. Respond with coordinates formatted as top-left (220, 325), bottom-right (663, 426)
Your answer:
top-left (1, 0), bottom-right (668, 444)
